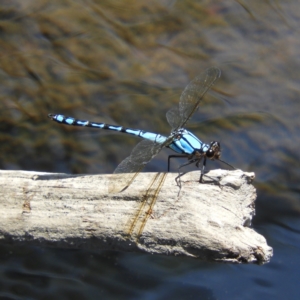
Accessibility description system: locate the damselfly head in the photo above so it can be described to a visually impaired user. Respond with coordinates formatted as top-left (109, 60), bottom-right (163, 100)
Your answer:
top-left (206, 141), bottom-right (221, 160)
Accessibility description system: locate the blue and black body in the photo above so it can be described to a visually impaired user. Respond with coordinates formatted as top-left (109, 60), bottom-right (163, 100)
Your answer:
top-left (48, 66), bottom-right (233, 187)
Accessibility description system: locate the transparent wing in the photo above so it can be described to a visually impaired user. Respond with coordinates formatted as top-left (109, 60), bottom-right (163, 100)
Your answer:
top-left (166, 106), bottom-right (181, 130)
top-left (108, 138), bottom-right (171, 193)
top-left (109, 67), bottom-right (220, 192)
top-left (166, 66), bottom-right (221, 131)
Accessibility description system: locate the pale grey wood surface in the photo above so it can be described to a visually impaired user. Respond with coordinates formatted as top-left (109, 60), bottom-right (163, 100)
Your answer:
top-left (0, 169), bottom-right (272, 264)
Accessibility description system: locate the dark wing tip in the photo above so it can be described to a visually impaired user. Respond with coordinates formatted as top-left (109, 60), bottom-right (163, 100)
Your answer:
top-left (207, 66), bottom-right (221, 80)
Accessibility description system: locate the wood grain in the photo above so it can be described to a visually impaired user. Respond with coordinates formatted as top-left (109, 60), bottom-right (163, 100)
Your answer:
top-left (0, 169), bottom-right (272, 264)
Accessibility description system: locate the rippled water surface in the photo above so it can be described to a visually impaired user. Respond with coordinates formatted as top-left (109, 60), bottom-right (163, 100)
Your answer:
top-left (1, 0), bottom-right (300, 299)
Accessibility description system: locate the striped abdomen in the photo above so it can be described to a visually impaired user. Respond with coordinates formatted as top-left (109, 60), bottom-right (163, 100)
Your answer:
top-left (48, 114), bottom-right (168, 144)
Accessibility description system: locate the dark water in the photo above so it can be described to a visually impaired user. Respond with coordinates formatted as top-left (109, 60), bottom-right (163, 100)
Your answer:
top-left (0, 0), bottom-right (300, 299)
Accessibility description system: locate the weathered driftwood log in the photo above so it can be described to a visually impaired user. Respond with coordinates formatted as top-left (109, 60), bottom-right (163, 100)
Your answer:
top-left (0, 169), bottom-right (272, 264)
